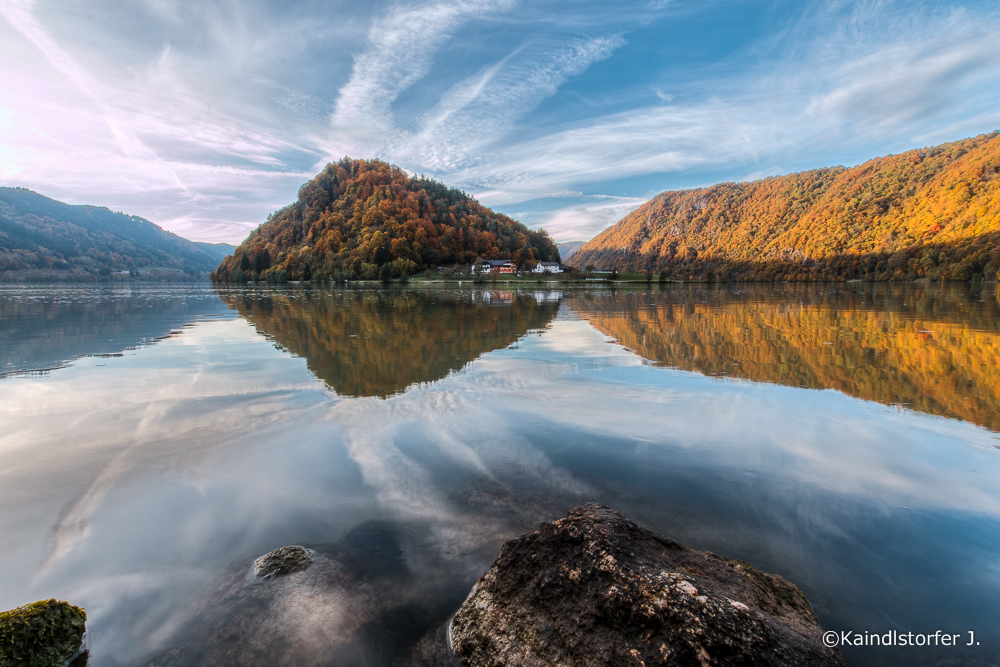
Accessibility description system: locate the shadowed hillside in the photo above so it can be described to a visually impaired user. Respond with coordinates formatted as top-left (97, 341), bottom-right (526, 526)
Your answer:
top-left (215, 159), bottom-right (559, 283)
top-left (570, 132), bottom-right (1000, 282)
top-left (221, 288), bottom-right (560, 397)
top-left (0, 187), bottom-right (234, 281)
top-left (568, 283), bottom-right (1000, 431)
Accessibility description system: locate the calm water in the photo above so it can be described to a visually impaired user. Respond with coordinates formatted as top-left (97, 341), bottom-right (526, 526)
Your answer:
top-left (1, 283), bottom-right (999, 666)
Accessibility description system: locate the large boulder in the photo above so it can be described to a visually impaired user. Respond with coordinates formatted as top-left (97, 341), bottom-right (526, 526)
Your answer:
top-left (450, 504), bottom-right (845, 667)
top-left (0, 599), bottom-right (88, 667)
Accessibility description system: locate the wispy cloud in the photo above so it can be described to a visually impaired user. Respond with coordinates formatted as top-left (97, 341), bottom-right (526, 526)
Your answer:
top-left (0, 0), bottom-right (149, 159)
top-left (323, 0), bottom-right (626, 178)
top-left (403, 35), bottom-right (627, 171)
top-left (803, 22), bottom-right (1000, 135)
top-left (327, 0), bottom-right (518, 159)
top-left (455, 101), bottom-right (757, 201)
top-left (455, 4), bottom-right (1000, 230)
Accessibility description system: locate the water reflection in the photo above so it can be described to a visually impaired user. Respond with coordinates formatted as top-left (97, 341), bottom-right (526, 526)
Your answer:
top-left (0, 285), bottom-right (997, 667)
top-left (218, 288), bottom-right (560, 397)
top-left (567, 282), bottom-right (1000, 431)
top-left (0, 285), bottom-right (234, 377)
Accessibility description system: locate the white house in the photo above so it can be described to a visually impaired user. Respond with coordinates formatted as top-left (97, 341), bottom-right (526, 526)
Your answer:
top-left (531, 262), bottom-right (563, 274)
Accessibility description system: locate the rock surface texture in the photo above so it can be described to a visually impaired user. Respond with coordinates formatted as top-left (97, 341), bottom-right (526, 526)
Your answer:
top-left (253, 545), bottom-right (313, 579)
top-left (450, 504), bottom-right (845, 667)
top-left (0, 599), bottom-right (88, 667)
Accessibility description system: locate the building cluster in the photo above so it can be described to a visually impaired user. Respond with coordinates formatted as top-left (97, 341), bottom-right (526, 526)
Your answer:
top-left (475, 260), bottom-right (564, 275)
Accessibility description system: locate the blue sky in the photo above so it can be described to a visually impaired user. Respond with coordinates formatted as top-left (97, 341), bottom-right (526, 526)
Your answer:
top-left (1, 0), bottom-right (999, 244)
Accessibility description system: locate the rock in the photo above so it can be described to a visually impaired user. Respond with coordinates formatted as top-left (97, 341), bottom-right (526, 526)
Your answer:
top-left (0, 599), bottom-right (88, 667)
top-left (450, 503), bottom-right (845, 667)
top-left (254, 545), bottom-right (312, 579)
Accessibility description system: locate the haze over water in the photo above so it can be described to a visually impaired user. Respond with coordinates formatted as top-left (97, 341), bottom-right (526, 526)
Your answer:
top-left (1, 283), bottom-right (998, 666)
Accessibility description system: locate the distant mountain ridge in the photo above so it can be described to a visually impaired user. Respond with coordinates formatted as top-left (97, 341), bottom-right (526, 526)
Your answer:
top-left (215, 158), bottom-right (559, 282)
top-left (556, 241), bottom-right (585, 260)
top-left (569, 132), bottom-right (1000, 281)
top-left (0, 187), bottom-right (234, 281)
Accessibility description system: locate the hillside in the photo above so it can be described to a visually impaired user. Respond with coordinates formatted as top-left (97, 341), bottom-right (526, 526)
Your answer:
top-left (570, 132), bottom-right (1000, 281)
top-left (192, 242), bottom-right (237, 263)
top-left (0, 188), bottom-right (234, 281)
top-left (214, 158), bottom-right (559, 282)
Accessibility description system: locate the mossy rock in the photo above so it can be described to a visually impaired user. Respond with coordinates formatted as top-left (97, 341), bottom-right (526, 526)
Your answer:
top-left (0, 599), bottom-right (87, 667)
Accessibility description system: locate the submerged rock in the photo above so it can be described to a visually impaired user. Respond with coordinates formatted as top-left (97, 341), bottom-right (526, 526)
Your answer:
top-left (450, 503), bottom-right (845, 667)
top-left (143, 521), bottom-right (471, 667)
top-left (253, 545), bottom-right (313, 579)
top-left (0, 599), bottom-right (88, 667)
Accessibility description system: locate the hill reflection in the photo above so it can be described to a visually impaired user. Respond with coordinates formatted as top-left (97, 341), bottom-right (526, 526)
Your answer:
top-left (0, 285), bottom-right (233, 377)
top-left (222, 288), bottom-right (560, 398)
top-left (568, 283), bottom-right (1000, 432)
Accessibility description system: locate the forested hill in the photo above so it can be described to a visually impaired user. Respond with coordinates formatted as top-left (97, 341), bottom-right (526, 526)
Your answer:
top-left (0, 187), bottom-right (234, 281)
top-left (214, 158), bottom-right (560, 282)
top-left (569, 131), bottom-right (1000, 281)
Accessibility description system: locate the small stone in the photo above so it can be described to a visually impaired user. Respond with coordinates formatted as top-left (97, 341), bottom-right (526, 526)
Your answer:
top-left (254, 545), bottom-right (313, 579)
top-left (677, 580), bottom-right (699, 596)
top-left (730, 599), bottom-right (750, 612)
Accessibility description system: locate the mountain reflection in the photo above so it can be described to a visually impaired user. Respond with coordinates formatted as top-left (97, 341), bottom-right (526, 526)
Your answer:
top-left (0, 285), bottom-right (233, 377)
top-left (221, 288), bottom-right (560, 398)
top-left (568, 283), bottom-right (1000, 432)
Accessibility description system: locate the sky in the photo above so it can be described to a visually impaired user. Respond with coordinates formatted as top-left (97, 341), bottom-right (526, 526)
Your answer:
top-left (1, 0), bottom-right (999, 244)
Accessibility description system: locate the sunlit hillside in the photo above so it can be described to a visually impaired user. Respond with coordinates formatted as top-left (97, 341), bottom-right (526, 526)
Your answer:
top-left (570, 132), bottom-right (1000, 282)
